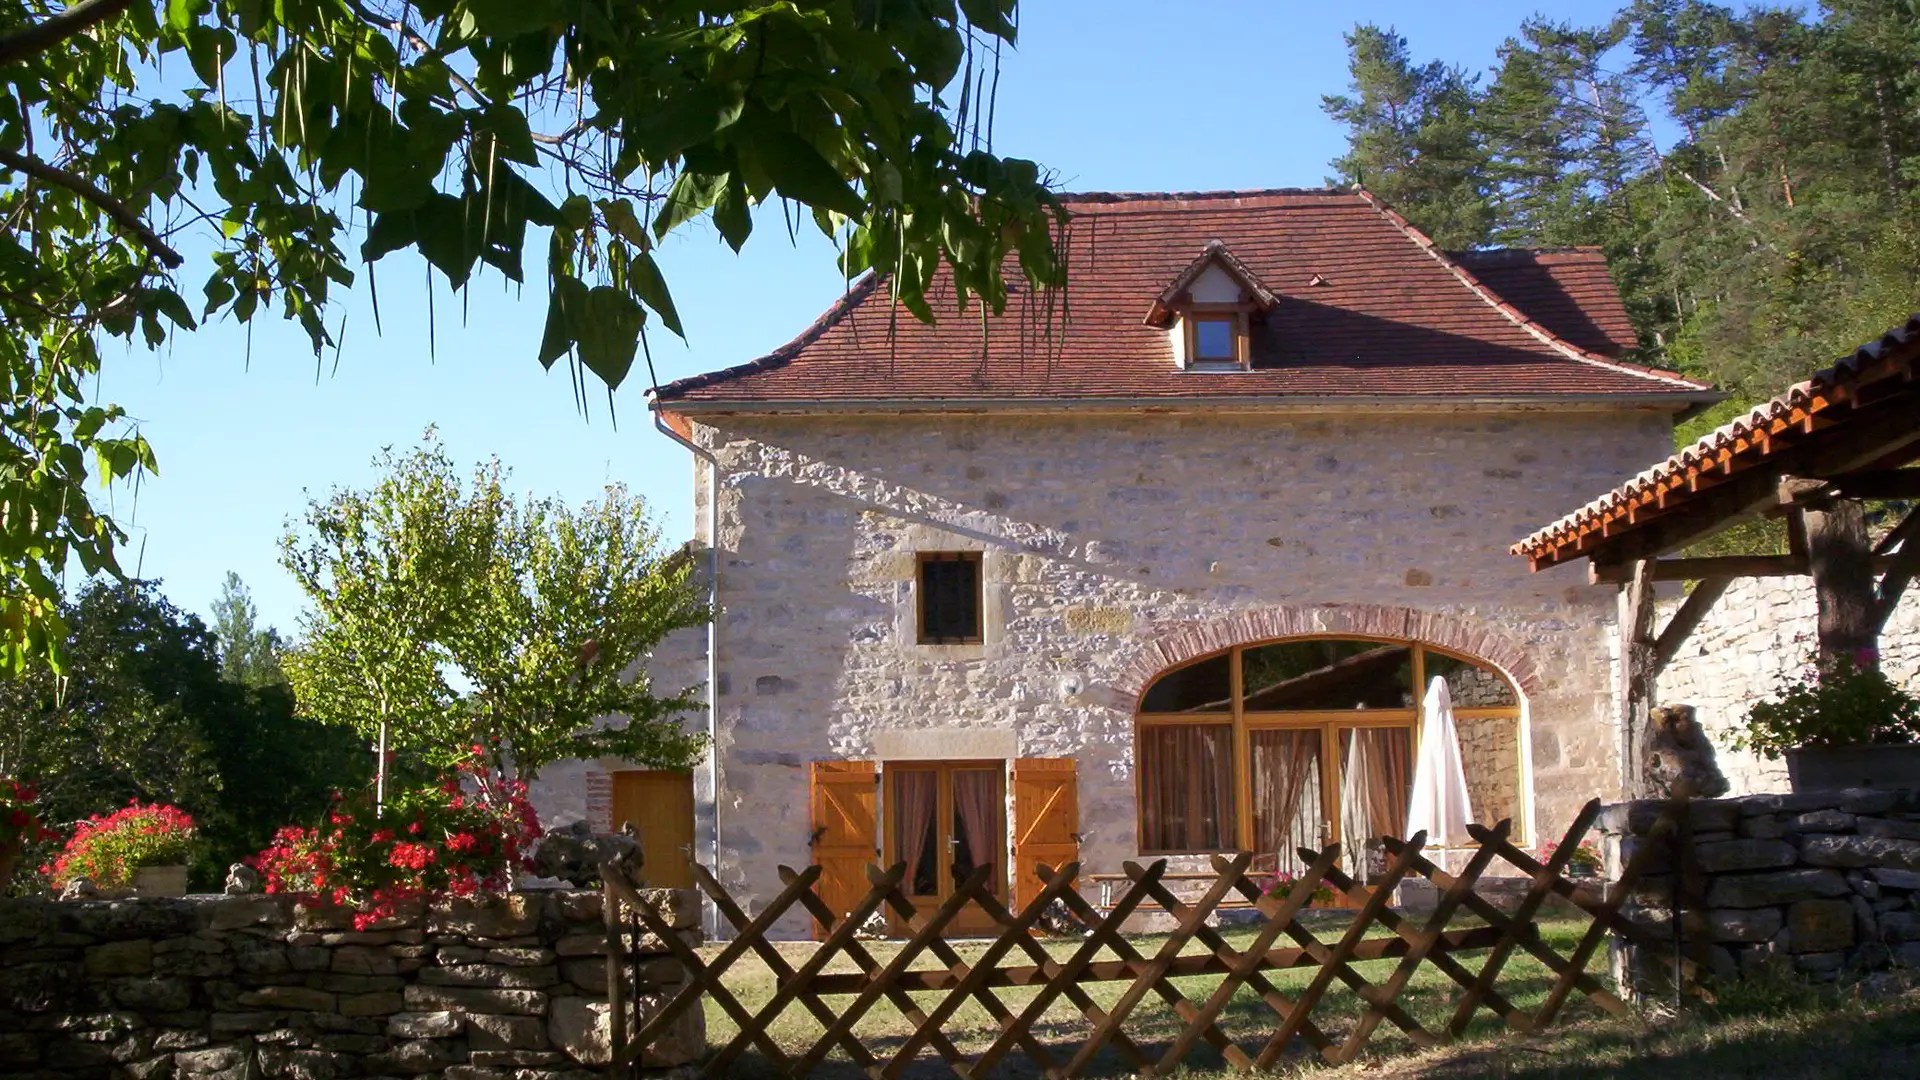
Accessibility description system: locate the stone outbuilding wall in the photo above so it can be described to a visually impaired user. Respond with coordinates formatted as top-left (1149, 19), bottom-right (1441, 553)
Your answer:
top-left (1601, 789), bottom-right (1920, 988)
top-left (0, 890), bottom-right (703, 1080)
top-left (1655, 576), bottom-right (1920, 795)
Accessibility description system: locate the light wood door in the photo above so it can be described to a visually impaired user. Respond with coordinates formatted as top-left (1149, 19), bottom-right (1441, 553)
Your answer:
top-left (1011, 758), bottom-right (1079, 908)
top-left (886, 761), bottom-right (1006, 936)
top-left (809, 761), bottom-right (879, 941)
top-left (611, 770), bottom-right (696, 890)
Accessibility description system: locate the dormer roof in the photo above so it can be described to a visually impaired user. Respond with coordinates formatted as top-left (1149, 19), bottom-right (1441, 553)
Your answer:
top-left (651, 187), bottom-right (1718, 410)
top-left (1144, 239), bottom-right (1280, 328)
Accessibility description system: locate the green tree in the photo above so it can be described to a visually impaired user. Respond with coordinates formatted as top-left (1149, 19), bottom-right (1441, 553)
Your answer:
top-left (0, 0), bottom-right (1062, 671)
top-left (209, 571), bottom-right (285, 688)
top-left (0, 578), bottom-right (367, 888)
top-left (1322, 24), bottom-right (1491, 248)
top-left (281, 437), bottom-right (705, 797)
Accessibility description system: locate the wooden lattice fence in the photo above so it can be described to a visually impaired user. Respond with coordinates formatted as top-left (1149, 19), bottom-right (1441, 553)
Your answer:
top-left (599, 797), bottom-right (1709, 1078)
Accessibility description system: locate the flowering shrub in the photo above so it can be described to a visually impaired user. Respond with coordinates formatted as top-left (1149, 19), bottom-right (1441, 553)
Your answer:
top-left (1, 778), bottom-right (57, 852)
top-left (46, 802), bottom-right (198, 890)
top-left (1540, 840), bottom-right (1602, 877)
top-left (1734, 651), bottom-right (1920, 760)
top-left (254, 749), bottom-right (541, 929)
top-left (1251, 870), bottom-right (1337, 908)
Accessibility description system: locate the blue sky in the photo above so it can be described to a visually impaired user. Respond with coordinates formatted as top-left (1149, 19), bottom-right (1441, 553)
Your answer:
top-left (104, 0), bottom-right (1629, 634)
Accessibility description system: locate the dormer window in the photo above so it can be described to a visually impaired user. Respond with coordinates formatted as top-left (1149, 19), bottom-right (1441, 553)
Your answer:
top-left (1188, 312), bottom-right (1244, 369)
top-left (1145, 240), bottom-right (1277, 372)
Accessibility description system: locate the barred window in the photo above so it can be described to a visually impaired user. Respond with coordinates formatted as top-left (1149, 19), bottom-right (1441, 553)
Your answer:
top-left (917, 552), bottom-right (983, 644)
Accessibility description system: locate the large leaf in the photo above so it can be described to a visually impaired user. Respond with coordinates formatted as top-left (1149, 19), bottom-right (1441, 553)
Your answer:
top-left (629, 85), bottom-right (746, 162)
top-left (653, 170), bottom-right (728, 238)
top-left (538, 276), bottom-right (590, 369)
top-left (576, 286), bottom-right (644, 388)
top-left (737, 123), bottom-right (865, 218)
top-left (628, 252), bottom-right (683, 338)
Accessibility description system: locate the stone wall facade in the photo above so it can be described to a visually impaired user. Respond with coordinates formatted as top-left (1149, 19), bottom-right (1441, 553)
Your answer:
top-left (1655, 577), bottom-right (1920, 795)
top-left (627, 406), bottom-right (1676, 936)
top-left (1601, 789), bottom-right (1920, 988)
top-left (0, 890), bottom-right (703, 1080)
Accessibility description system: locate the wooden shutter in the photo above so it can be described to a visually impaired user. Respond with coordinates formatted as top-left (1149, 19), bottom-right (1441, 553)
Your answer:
top-left (1011, 758), bottom-right (1079, 909)
top-left (808, 760), bottom-right (877, 941)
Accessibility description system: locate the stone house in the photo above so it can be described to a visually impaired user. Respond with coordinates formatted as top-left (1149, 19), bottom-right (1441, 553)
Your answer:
top-left (542, 187), bottom-right (1719, 938)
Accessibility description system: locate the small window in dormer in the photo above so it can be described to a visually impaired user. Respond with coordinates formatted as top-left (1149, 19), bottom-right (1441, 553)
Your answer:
top-left (1193, 315), bottom-right (1237, 362)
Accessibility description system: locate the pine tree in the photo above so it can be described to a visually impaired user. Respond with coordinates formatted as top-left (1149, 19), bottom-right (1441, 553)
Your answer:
top-left (1322, 25), bottom-right (1493, 248)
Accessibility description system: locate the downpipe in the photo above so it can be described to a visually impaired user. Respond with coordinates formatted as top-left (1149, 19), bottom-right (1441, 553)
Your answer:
top-left (653, 412), bottom-right (723, 938)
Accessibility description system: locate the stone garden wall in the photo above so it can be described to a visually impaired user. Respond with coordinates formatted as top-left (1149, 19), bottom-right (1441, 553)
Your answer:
top-left (1655, 576), bottom-right (1920, 795)
top-left (0, 889), bottom-right (703, 1080)
top-left (1601, 789), bottom-right (1920, 987)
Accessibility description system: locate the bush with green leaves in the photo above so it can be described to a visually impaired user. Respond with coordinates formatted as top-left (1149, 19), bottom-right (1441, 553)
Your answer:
top-left (1733, 653), bottom-right (1920, 760)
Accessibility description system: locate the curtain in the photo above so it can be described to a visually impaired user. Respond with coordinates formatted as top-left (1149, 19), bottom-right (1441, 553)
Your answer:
top-left (1250, 730), bottom-right (1320, 871)
top-left (952, 769), bottom-right (1004, 897)
top-left (1340, 727), bottom-right (1414, 882)
top-left (1140, 725), bottom-right (1234, 851)
top-left (895, 770), bottom-right (938, 896)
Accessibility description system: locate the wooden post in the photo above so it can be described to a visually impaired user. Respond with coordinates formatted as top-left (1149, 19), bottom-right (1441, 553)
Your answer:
top-left (1800, 497), bottom-right (1878, 668)
top-left (1617, 560), bottom-right (1658, 799)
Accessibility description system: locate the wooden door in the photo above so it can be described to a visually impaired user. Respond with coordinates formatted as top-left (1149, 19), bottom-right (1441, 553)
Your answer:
top-left (885, 761), bottom-right (1005, 936)
top-left (611, 770), bottom-right (696, 890)
top-left (1011, 758), bottom-right (1079, 909)
top-left (809, 760), bottom-right (878, 941)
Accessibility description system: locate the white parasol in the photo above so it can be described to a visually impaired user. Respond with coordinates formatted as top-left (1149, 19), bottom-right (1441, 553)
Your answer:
top-left (1406, 676), bottom-right (1475, 866)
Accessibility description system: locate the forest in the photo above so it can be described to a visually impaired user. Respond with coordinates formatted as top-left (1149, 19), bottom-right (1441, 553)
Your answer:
top-left (1321, 0), bottom-right (1920, 436)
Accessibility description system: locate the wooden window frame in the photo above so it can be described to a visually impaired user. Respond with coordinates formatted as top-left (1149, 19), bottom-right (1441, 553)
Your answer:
top-left (1133, 637), bottom-right (1524, 856)
top-left (1181, 304), bottom-right (1251, 371)
top-left (882, 759), bottom-right (1008, 902)
top-left (916, 551), bottom-right (984, 645)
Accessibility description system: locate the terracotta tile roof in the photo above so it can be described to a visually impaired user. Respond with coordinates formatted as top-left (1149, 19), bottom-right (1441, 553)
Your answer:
top-left (1513, 314), bottom-right (1920, 569)
top-left (652, 187), bottom-right (1713, 407)
top-left (1449, 248), bottom-right (1640, 358)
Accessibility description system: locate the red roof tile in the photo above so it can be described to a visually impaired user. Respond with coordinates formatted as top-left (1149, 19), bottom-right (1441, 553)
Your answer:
top-left (1513, 313), bottom-right (1920, 569)
top-left (652, 188), bottom-right (1712, 407)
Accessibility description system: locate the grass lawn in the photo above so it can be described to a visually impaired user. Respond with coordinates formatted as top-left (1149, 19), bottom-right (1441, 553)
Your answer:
top-left (694, 911), bottom-right (1652, 1079)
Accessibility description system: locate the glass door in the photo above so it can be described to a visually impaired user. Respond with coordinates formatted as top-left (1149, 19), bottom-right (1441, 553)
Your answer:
top-left (886, 761), bottom-right (1006, 935)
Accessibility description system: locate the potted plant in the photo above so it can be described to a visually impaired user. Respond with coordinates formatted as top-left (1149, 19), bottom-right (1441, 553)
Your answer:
top-left (47, 802), bottom-right (199, 897)
top-left (1732, 651), bottom-right (1920, 791)
top-left (1, 779), bottom-right (57, 886)
top-left (1541, 840), bottom-right (1603, 880)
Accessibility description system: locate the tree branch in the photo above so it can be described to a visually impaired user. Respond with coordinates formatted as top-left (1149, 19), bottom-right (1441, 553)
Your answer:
top-left (0, 0), bottom-right (139, 66)
top-left (0, 148), bottom-right (184, 268)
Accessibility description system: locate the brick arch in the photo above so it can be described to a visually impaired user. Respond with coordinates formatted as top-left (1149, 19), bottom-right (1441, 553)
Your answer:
top-left (1112, 604), bottom-right (1542, 702)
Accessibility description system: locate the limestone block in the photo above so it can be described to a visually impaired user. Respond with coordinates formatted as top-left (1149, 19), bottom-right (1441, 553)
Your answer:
top-left (401, 985), bottom-right (548, 1015)
top-left (1063, 607), bottom-right (1133, 635)
top-left (337, 991), bottom-right (405, 1017)
top-left (418, 963), bottom-right (558, 989)
top-left (1705, 869), bottom-right (1850, 908)
top-left (387, 1010), bottom-right (462, 1038)
top-left (1801, 835), bottom-right (1920, 870)
top-left (1787, 899), bottom-right (1855, 953)
top-left (1883, 912), bottom-right (1920, 942)
top-left (1860, 818), bottom-right (1920, 841)
top-left (467, 1012), bottom-right (549, 1050)
top-left (1706, 907), bottom-right (1782, 943)
top-left (484, 947), bottom-right (557, 967)
top-left (1694, 838), bottom-right (1797, 874)
top-left (1740, 815), bottom-right (1787, 840)
top-left (1788, 810), bottom-right (1858, 833)
top-left (85, 939), bottom-right (154, 976)
top-left (174, 1045), bottom-right (249, 1078)
top-left (114, 977), bottom-right (192, 1012)
top-left (548, 996), bottom-right (613, 1066)
top-left (237, 986), bottom-right (338, 1012)
top-left (375, 1038), bottom-right (464, 1075)
top-left (1871, 868), bottom-right (1920, 891)
top-left (469, 1049), bottom-right (566, 1067)
top-left (331, 946), bottom-right (399, 976)
top-left (427, 894), bottom-right (541, 938)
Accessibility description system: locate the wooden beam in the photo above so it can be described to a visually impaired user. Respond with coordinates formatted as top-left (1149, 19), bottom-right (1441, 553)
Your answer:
top-left (1591, 555), bottom-right (1808, 584)
top-left (1801, 499), bottom-right (1878, 667)
top-left (1829, 468), bottom-right (1920, 501)
top-left (1654, 577), bottom-right (1733, 675)
top-left (1873, 506), bottom-right (1920, 633)
top-left (1617, 561), bottom-right (1657, 800)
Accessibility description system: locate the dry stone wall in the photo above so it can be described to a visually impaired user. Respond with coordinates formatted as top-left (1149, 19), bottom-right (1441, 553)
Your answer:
top-left (0, 890), bottom-right (702, 1080)
top-left (1655, 577), bottom-right (1920, 794)
top-left (1601, 789), bottom-right (1920, 987)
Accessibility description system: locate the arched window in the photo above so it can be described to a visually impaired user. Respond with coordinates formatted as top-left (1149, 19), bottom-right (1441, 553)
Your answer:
top-left (1135, 638), bottom-right (1523, 865)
